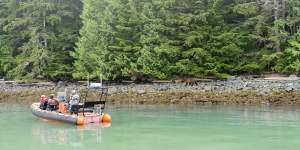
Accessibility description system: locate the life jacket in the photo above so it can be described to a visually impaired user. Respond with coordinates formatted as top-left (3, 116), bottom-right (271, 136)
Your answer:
top-left (59, 102), bottom-right (67, 113)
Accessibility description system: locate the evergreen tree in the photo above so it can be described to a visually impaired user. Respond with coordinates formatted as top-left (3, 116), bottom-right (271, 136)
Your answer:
top-left (2, 0), bottom-right (300, 80)
top-left (0, 0), bottom-right (81, 79)
top-left (73, 0), bottom-right (115, 79)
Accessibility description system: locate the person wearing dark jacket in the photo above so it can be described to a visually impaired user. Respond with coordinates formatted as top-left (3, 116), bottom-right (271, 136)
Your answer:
top-left (47, 94), bottom-right (59, 111)
top-left (39, 95), bottom-right (48, 110)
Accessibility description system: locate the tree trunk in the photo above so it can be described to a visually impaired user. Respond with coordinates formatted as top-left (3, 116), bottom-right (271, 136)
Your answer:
top-left (256, 0), bottom-right (262, 11)
top-left (43, 11), bottom-right (48, 48)
top-left (274, 0), bottom-right (281, 52)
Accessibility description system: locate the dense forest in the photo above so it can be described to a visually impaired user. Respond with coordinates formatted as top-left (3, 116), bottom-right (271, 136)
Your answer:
top-left (0, 0), bottom-right (300, 81)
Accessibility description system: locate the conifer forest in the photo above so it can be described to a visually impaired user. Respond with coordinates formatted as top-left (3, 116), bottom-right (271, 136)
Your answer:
top-left (1, 0), bottom-right (300, 81)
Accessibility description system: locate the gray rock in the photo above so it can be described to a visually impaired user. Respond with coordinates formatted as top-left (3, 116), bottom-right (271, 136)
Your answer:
top-left (289, 75), bottom-right (298, 80)
top-left (227, 76), bottom-right (236, 81)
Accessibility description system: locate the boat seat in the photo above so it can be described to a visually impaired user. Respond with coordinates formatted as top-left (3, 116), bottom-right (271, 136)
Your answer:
top-left (70, 101), bottom-right (106, 114)
top-left (84, 101), bottom-right (105, 108)
top-left (70, 104), bottom-right (83, 114)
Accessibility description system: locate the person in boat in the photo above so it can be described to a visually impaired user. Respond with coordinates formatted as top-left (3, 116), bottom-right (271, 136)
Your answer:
top-left (47, 94), bottom-right (59, 111)
top-left (39, 95), bottom-right (48, 110)
top-left (69, 90), bottom-right (80, 112)
top-left (57, 90), bottom-right (68, 113)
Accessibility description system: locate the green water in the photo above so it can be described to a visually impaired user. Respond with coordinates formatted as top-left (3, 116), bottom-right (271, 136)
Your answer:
top-left (0, 104), bottom-right (300, 150)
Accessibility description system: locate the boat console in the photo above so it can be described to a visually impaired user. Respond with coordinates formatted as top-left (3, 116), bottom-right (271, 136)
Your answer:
top-left (70, 87), bottom-right (108, 116)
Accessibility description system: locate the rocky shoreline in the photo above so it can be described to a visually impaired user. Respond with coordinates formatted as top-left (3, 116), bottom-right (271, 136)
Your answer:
top-left (1, 78), bottom-right (300, 105)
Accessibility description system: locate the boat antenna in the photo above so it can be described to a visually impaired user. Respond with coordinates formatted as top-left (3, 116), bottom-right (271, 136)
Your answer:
top-left (100, 74), bottom-right (103, 86)
top-left (87, 74), bottom-right (90, 88)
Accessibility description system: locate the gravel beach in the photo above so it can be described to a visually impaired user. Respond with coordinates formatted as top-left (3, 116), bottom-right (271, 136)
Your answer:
top-left (1, 77), bottom-right (300, 105)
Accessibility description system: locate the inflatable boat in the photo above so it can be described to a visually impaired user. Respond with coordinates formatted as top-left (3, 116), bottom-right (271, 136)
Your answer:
top-left (31, 103), bottom-right (79, 124)
top-left (31, 86), bottom-right (111, 125)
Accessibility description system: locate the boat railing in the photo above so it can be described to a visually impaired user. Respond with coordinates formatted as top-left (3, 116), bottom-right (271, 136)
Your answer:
top-left (71, 86), bottom-right (108, 116)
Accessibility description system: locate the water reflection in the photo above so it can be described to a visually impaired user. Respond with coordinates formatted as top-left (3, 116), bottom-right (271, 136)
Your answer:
top-left (31, 119), bottom-right (111, 148)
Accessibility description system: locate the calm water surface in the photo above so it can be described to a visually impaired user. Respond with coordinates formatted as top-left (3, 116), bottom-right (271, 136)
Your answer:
top-left (0, 104), bottom-right (300, 150)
